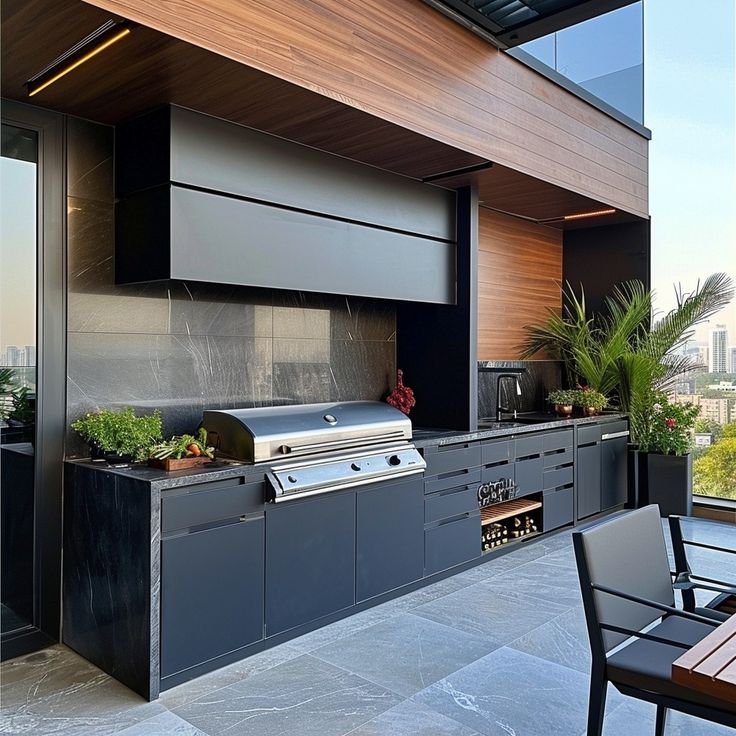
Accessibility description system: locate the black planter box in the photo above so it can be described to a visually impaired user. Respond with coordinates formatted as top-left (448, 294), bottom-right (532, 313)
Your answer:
top-left (642, 452), bottom-right (693, 517)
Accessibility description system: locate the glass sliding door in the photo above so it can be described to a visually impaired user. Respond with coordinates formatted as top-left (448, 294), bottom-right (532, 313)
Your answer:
top-left (1, 101), bottom-right (65, 661)
top-left (1, 124), bottom-right (39, 639)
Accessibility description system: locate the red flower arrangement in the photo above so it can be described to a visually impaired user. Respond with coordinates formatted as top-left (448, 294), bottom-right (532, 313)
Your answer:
top-left (386, 369), bottom-right (416, 416)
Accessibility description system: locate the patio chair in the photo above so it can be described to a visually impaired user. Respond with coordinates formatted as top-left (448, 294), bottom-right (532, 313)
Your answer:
top-left (669, 514), bottom-right (736, 621)
top-left (573, 505), bottom-right (736, 735)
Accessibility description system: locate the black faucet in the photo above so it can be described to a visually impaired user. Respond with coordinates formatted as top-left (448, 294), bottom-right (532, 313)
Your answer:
top-left (496, 374), bottom-right (522, 421)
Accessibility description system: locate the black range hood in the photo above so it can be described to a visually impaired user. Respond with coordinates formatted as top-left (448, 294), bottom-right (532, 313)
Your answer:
top-left (115, 106), bottom-right (458, 305)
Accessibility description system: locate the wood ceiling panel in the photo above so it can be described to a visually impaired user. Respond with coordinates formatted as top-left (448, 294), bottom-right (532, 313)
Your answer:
top-left (2, 0), bottom-right (647, 221)
top-left (79, 0), bottom-right (649, 217)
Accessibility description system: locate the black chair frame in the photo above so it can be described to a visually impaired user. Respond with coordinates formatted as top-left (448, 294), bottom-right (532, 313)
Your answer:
top-left (574, 531), bottom-right (736, 736)
top-left (669, 515), bottom-right (736, 616)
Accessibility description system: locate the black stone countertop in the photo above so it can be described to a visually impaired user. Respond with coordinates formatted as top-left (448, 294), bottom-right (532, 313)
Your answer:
top-left (411, 412), bottom-right (627, 448)
top-left (64, 457), bottom-right (268, 492)
top-left (65, 412), bottom-right (627, 491)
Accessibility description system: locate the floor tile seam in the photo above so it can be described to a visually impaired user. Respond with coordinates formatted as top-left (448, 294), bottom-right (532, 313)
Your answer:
top-left (170, 657), bottom-right (402, 736)
top-left (287, 616), bottom-right (396, 655)
top-left (110, 708), bottom-right (211, 736)
top-left (339, 697), bottom-right (485, 736)
top-left (399, 610), bottom-right (504, 651)
top-left (303, 652), bottom-right (412, 700)
top-left (160, 647), bottom-right (304, 710)
top-left (474, 574), bottom-right (581, 606)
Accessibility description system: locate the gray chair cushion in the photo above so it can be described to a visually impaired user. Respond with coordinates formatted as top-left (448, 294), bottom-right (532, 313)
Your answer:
top-left (607, 615), bottom-right (735, 713)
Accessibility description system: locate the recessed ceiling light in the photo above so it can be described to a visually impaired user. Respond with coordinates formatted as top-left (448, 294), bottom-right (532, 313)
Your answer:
top-left (26, 20), bottom-right (134, 97)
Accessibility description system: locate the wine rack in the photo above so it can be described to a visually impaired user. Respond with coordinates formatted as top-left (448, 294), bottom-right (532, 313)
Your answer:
top-left (480, 499), bottom-right (542, 551)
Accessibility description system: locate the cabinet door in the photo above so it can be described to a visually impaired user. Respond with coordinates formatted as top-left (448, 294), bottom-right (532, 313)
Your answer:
top-left (577, 443), bottom-right (601, 520)
top-left (357, 477), bottom-right (424, 602)
top-left (160, 517), bottom-right (264, 678)
top-left (265, 492), bottom-right (355, 636)
top-left (601, 437), bottom-right (628, 511)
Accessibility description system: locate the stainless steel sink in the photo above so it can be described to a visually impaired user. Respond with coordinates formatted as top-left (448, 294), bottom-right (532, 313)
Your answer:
top-left (477, 420), bottom-right (527, 430)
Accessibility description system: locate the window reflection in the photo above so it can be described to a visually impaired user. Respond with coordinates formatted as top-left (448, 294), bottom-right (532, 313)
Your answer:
top-left (1, 124), bottom-right (38, 636)
top-left (519, 2), bottom-right (644, 123)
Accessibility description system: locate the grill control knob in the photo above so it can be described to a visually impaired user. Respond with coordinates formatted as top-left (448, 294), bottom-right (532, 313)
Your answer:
top-left (351, 462), bottom-right (361, 471)
top-left (388, 454), bottom-right (402, 466)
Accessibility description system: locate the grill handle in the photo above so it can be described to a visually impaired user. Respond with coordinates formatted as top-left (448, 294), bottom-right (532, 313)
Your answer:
top-left (278, 431), bottom-right (407, 456)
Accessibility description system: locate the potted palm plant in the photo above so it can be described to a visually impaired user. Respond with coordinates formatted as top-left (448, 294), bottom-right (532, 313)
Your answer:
top-left (522, 273), bottom-right (734, 514)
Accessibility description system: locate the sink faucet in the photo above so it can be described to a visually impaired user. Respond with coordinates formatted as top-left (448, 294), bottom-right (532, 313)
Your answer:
top-left (496, 374), bottom-right (522, 421)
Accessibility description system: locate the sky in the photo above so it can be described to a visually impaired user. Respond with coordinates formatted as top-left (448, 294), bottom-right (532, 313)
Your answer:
top-left (0, 157), bottom-right (37, 354)
top-left (645, 0), bottom-right (736, 343)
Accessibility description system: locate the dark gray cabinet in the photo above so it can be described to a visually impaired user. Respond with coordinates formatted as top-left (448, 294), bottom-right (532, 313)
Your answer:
top-left (160, 517), bottom-right (264, 678)
top-left (601, 436), bottom-right (628, 510)
top-left (265, 492), bottom-right (355, 636)
top-left (356, 477), bottom-right (424, 602)
top-left (576, 442), bottom-right (601, 519)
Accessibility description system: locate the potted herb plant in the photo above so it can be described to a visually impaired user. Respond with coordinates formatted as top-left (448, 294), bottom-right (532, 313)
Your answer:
top-left (548, 389), bottom-right (577, 416)
top-left (574, 387), bottom-right (608, 416)
top-left (637, 393), bottom-right (700, 516)
top-left (71, 407), bottom-right (163, 464)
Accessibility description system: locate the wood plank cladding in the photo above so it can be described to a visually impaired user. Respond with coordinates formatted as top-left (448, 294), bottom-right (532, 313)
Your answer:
top-left (81, 0), bottom-right (649, 217)
top-left (477, 207), bottom-right (562, 360)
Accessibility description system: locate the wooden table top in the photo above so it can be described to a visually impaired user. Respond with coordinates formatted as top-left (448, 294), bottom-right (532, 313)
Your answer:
top-left (672, 613), bottom-right (736, 704)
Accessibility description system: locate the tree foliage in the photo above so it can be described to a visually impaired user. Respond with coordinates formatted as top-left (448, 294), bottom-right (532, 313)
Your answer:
top-left (693, 423), bottom-right (736, 500)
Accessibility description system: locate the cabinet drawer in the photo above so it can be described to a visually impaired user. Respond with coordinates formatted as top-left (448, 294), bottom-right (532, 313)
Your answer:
top-left (543, 487), bottom-right (574, 532)
top-left (424, 467), bottom-right (481, 495)
top-left (481, 439), bottom-right (512, 465)
top-left (425, 512), bottom-right (480, 576)
top-left (544, 447), bottom-right (574, 469)
top-left (515, 434), bottom-right (543, 459)
top-left (577, 425), bottom-right (602, 445)
top-left (423, 443), bottom-right (481, 477)
top-left (600, 420), bottom-right (629, 439)
top-left (425, 485), bottom-right (478, 524)
top-left (544, 429), bottom-right (573, 452)
top-left (515, 456), bottom-right (543, 495)
top-left (543, 465), bottom-right (574, 490)
top-left (481, 461), bottom-right (515, 486)
top-left (162, 479), bottom-right (264, 533)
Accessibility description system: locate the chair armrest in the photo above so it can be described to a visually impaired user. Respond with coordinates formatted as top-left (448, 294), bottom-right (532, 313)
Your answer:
top-left (600, 623), bottom-right (693, 650)
top-left (590, 583), bottom-right (720, 627)
top-left (673, 572), bottom-right (736, 595)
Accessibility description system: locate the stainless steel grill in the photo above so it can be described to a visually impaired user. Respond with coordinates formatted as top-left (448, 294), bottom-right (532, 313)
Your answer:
top-left (202, 401), bottom-right (426, 502)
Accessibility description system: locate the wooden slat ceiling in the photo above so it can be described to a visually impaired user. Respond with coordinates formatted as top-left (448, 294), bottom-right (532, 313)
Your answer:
top-left (2, 0), bottom-right (644, 226)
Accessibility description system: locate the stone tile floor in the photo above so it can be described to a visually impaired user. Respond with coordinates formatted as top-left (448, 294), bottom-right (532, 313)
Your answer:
top-left (1, 516), bottom-right (733, 735)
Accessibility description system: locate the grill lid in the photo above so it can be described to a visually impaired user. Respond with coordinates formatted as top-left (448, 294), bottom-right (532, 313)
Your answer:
top-left (203, 400), bottom-right (412, 463)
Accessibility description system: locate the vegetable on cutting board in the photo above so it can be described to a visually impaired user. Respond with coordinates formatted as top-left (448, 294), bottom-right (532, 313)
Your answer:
top-left (149, 427), bottom-right (215, 460)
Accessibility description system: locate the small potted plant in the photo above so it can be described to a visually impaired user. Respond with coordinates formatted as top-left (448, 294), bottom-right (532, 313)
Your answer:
top-left (71, 407), bottom-right (163, 464)
top-left (548, 389), bottom-right (577, 417)
top-left (637, 393), bottom-right (700, 516)
top-left (148, 428), bottom-right (215, 471)
top-left (574, 387), bottom-right (608, 416)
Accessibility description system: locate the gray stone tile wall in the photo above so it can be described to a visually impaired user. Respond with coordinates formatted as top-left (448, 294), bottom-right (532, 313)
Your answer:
top-left (64, 117), bottom-right (396, 456)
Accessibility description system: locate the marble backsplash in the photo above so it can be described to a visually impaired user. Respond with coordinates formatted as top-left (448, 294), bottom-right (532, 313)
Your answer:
top-left (477, 360), bottom-right (562, 420)
top-left (65, 117), bottom-right (396, 457)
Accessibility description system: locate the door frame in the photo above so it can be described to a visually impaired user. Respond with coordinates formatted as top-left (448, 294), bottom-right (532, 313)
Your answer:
top-left (1, 99), bottom-right (66, 659)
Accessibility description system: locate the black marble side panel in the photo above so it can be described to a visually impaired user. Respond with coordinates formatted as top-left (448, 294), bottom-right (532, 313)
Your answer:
top-left (62, 463), bottom-right (158, 700)
top-left (65, 118), bottom-right (396, 457)
top-left (477, 360), bottom-right (562, 420)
